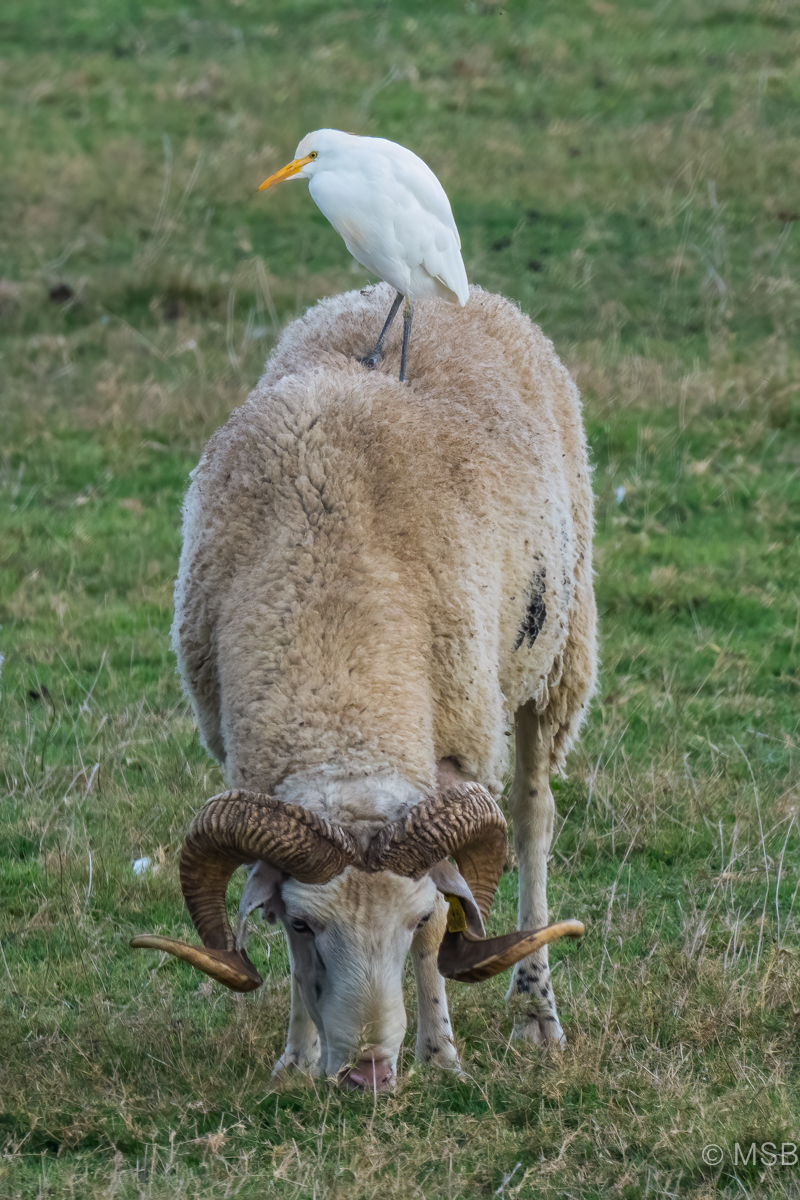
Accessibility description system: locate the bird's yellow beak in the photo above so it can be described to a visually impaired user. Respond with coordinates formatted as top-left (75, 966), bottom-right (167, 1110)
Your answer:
top-left (258, 154), bottom-right (314, 191)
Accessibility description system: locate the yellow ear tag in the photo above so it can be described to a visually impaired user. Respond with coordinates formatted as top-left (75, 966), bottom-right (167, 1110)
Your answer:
top-left (444, 894), bottom-right (468, 934)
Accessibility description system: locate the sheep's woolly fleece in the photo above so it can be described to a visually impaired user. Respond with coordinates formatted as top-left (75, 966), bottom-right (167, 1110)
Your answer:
top-left (173, 284), bottom-right (597, 833)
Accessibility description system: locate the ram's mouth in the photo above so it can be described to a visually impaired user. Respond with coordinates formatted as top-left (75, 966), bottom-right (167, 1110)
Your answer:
top-left (337, 1055), bottom-right (395, 1092)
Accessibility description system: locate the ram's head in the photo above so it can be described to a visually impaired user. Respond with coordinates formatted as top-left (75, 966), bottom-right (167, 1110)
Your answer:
top-left (131, 783), bottom-right (582, 1089)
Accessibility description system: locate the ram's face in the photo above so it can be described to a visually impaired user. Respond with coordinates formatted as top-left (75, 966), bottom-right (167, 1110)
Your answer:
top-left (130, 784), bottom-right (584, 1090)
top-left (278, 870), bottom-right (442, 1088)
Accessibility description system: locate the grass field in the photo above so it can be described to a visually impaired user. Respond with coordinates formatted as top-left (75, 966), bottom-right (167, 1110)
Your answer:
top-left (2, 0), bottom-right (800, 1196)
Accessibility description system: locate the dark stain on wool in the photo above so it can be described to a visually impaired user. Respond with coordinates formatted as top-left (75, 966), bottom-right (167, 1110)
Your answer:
top-left (515, 567), bottom-right (547, 650)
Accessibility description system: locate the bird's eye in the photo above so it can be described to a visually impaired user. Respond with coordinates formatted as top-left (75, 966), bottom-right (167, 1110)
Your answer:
top-left (290, 918), bottom-right (312, 934)
top-left (308, 151), bottom-right (318, 160)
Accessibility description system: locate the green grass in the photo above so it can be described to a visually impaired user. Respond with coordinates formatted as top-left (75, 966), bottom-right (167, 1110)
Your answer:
top-left (2, 0), bottom-right (800, 1196)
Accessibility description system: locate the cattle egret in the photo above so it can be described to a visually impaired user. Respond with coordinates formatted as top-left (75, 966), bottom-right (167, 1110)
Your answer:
top-left (258, 129), bottom-right (469, 382)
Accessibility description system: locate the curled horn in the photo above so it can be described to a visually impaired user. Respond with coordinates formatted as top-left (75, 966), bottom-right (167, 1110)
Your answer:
top-left (131, 789), bottom-right (363, 992)
top-left (366, 782), bottom-right (508, 920)
top-left (366, 782), bottom-right (585, 983)
top-left (437, 920), bottom-right (585, 984)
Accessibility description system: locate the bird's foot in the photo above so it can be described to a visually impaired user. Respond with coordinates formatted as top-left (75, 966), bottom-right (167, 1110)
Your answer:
top-left (358, 351), bottom-right (380, 370)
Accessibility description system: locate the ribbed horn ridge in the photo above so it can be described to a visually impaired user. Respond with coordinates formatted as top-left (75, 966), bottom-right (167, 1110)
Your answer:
top-left (181, 790), bottom-right (363, 950)
top-left (366, 782), bottom-right (508, 920)
top-left (130, 789), bottom-right (363, 992)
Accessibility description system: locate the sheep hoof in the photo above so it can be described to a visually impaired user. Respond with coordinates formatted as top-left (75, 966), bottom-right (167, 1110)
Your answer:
top-left (271, 1049), bottom-right (321, 1081)
top-left (438, 1061), bottom-right (468, 1082)
top-left (415, 1045), bottom-right (462, 1074)
top-left (512, 1013), bottom-right (566, 1048)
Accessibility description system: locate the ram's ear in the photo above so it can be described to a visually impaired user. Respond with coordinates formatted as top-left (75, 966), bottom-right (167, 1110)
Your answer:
top-left (236, 861), bottom-right (285, 947)
top-left (428, 860), bottom-right (485, 938)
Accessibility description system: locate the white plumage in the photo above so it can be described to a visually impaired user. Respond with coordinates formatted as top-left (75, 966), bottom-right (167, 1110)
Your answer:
top-left (258, 129), bottom-right (469, 379)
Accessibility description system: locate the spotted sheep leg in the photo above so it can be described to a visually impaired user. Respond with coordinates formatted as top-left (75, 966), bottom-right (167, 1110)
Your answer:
top-left (505, 700), bottom-right (565, 1045)
top-left (272, 955), bottom-right (323, 1077)
top-left (411, 895), bottom-right (460, 1070)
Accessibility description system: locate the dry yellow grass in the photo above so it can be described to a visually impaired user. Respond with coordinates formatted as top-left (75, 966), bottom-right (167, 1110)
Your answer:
top-left (2, 0), bottom-right (800, 1195)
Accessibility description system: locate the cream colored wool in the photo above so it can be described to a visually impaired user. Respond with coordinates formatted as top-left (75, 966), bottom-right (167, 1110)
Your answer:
top-left (175, 283), bottom-right (595, 809)
top-left (171, 283), bottom-right (597, 1076)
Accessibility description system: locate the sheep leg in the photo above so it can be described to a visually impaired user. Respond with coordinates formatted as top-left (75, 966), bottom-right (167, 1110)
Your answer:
top-left (399, 297), bottom-right (413, 383)
top-left (412, 894), bottom-right (460, 1071)
top-left (505, 700), bottom-right (565, 1046)
top-left (359, 290), bottom-right (403, 369)
top-left (272, 964), bottom-right (323, 1077)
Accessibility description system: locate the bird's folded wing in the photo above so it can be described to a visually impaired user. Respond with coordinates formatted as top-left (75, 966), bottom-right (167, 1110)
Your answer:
top-left (382, 145), bottom-right (460, 233)
top-left (421, 230), bottom-right (469, 306)
top-left (382, 157), bottom-right (468, 305)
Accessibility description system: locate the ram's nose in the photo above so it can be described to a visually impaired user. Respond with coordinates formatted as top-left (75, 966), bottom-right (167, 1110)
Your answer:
top-left (338, 1056), bottom-right (395, 1092)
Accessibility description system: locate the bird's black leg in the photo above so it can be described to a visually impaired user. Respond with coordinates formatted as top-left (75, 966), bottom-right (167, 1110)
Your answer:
top-left (399, 297), bottom-right (413, 383)
top-left (359, 291), bottom-right (403, 369)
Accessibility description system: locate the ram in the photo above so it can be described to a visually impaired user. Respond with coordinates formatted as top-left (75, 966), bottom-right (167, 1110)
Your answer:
top-left (132, 284), bottom-right (597, 1091)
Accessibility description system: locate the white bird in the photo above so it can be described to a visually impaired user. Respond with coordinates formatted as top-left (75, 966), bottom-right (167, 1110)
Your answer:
top-left (258, 129), bottom-right (469, 382)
